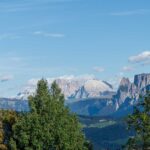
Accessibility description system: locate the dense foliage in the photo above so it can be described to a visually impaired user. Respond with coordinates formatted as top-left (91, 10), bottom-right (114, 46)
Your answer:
top-left (125, 92), bottom-right (150, 149)
top-left (0, 110), bottom-right (18, 150)
top-left (6, 79), bottom-right (91, 150)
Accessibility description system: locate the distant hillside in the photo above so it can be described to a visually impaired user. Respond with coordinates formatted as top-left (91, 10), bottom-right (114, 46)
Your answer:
top-left (79, 115), bottom-right (134, 150)
top-left (0, 98), bottom-right (28, 111)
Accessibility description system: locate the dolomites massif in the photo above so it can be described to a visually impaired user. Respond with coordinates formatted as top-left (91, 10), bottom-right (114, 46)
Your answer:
top-left (0, 73), bottom-right (150, 117)
top-left (16, 76), bottom-right (114, 100)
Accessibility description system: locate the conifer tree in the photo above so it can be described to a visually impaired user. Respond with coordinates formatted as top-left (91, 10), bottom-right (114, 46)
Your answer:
top-left (9, 79), bottom-right (90, 150)
top-left (125, 92), bottom-right (150, 150)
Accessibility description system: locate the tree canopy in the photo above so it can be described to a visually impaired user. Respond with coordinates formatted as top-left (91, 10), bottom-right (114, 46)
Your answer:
top-left (8, 79), bottom-right (91, 150)
top-left (125, 92), bottom-right (150, 150)
top-left (0, 110), bottom-right (18, 150)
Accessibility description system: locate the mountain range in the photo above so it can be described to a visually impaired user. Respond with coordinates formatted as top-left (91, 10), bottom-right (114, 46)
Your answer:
top-left (68, 73), bottom-right (150, 117)
top-left (16, 76), bottom-right (114, 100)
top-left (0, 73), bottom-right (150, 117)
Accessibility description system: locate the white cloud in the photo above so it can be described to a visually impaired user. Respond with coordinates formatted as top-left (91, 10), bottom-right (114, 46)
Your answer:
top-left (122, 66), bottom-right (134, 72)
top-left (0, 75), bottom-right (13, 82)
top-left (129, 51), bottom-right (150, 63)
top-left (141, 61), bottom-right (150, 66)
top-left (110, 9), bottom-right (150, 16)
top-left (93, 66), bottom-right (104, 73)
top-left (33, 31), bottom-right (65, 38)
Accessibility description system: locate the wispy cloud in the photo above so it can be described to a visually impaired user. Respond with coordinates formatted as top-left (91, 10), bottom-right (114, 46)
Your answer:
top-left (129, 51), bottom-right (150, 63)
top-left (0, 2), bottom-right (32, 13)
top-left (33, 31), bottom-right (65, 38)
top-left (141, 61), bottom-right (150, 66)
top-left (0, 0), bottom-right (75, 13)
top-left (110, 9), bottom-right (150, 16)
top-left (0, 75), bottom-right (13, 82)
top-left (10, 57), bottom-right (22, 63)
top-left (93, 66), bottom-right (105, 73)
top-left (0, 33), bottom-right (20, 40)
top-left (122, 66), bottom-right (134, 72)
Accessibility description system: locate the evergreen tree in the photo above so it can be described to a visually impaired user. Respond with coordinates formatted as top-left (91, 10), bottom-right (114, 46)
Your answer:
top-left (9, 79), bottom-right (90, 150)
top-left (125, 92), bottom-right (150, 150)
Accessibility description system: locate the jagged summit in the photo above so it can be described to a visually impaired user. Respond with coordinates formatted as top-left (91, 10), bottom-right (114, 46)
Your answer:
top-left (3, 73), bottom-right (150, 117)
top-left (120, 77), bottom-right (131, 86)
top-left (115, 73), bottom-right (150, 109)
top-left (69, 73), bottom-right (150, 116)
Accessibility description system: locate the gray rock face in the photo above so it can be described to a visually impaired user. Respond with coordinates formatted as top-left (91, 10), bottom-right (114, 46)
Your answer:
top-left (17, 77), bottom-right (114, 100)
top-left (55, 78), bottom-right (84, 99)
top-left (73, 79), bottom-right (113, 99)
top-left (70, 86), bottom-right (89, 99)
top-left (134, 74), bottom-right (150, 89)
top-left (70, 80), bottom-right (114, 100)
top-left (69, 73), bottom-right (150, 117)
top-left (116, 73), bottom-right (150, 108)
top-left (116, 77), bottom-right (132, 105)
top-left (134, 73), bottom-right (150, 94)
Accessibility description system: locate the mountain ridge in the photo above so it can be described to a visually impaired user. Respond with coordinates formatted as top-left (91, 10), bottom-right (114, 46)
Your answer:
top-left (0, 73), bottom-right (150, 117)
top-left (68, 73), bottom-right (150, 117)
top-left (16, 77), bottom-right (114, 100)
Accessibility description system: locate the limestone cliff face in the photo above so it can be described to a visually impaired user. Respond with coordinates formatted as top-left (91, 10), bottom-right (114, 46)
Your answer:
top-left (134, 74), bottom-right (150, 89)
top-left (70, 79), bottom-right (113, 99)
top-left (17, 77), bottom-right (114, 100)
top-left (116, 73), bottom-right (150, 107)
top-left (134, 73), bottom-right (150, 94)
top-left (70, 86), bottom-right (89, 99)
top-left (116, 77), bottom-right (132, 105)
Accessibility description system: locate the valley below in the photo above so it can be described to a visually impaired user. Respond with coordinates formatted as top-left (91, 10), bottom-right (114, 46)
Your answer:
top-left (79, 115), bottom-right (134, 150)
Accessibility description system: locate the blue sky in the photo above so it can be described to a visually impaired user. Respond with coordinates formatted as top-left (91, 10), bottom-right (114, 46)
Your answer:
top-left (0, 0), bottom-right (150, 97)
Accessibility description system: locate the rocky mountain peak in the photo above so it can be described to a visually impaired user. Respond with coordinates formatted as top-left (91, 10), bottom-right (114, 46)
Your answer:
top-left (120, 77), bottom-right (131, 87)
top-left (115, 77), bottom-right (131, 105)
top-left (116, 73), bottom-right (150, 107)
top-left (70, 79), bottom-right (114, 99)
